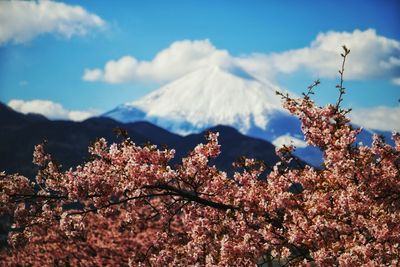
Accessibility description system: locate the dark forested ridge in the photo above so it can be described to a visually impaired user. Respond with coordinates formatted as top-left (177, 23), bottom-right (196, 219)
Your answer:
top-left (0, 102), bottom-right (283, 178)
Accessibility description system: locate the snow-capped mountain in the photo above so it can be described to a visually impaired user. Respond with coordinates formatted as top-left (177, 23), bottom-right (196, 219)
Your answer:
top-left (106, 66), bottom-right (294, 134)
top-left (132, 66), bottom-right (285, 133)
top-left (104, 65), bottom-right (322, 163)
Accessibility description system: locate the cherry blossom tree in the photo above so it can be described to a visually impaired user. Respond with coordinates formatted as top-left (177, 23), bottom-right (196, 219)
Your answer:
top-left (1, 46), bottom-right (399, 266)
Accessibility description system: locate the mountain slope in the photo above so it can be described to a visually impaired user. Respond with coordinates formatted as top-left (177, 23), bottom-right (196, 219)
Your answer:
top-left (175, 125), bottom-right (282, 172)
top-left (0, 103), bottom-right (284, 178)
top-left (0, 102), bottom-right (48, 129)
top-left (105, 66), bottom-right (290, 135)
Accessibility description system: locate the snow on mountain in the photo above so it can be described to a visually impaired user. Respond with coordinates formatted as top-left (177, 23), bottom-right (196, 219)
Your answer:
top-left (272, 134), bottom-right (308, 148)
top-left (105, 65), bottom-right (291, 133)
top-left (103, 105), bottom-right (146, 124)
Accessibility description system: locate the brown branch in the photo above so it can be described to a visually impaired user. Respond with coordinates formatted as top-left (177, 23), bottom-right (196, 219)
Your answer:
top-left (143, 183), bottom-right (238, 211)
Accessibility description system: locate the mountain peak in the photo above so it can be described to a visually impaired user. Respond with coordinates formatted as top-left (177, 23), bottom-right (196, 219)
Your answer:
top-left (118, 66), bottom-right (287, 134)
top-left (168, 65), bottom-right (256, 83)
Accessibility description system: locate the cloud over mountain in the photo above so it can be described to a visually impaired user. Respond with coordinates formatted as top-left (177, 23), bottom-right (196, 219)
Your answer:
top-left (8, 99), bottom-right (96, 121)
top-left (0, 0), bottom-right (105, 45)
top-left (83, 40), bottom-right (231, 83)
top-left (349, 106), bottom-right (400, 132)
top-left (240, 29), bottom-right (400, 81)
top-left (83, 29), bottom-right (400, 85)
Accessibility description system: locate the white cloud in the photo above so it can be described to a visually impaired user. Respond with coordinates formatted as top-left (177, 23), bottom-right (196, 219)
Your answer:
top-left (68, 110), bottom-right (95, 121)
top-left (349, 106), bottom-right (400, 132)
top-left (8, 99), bottom-right (96, 121)
top-left (272, 134), bottom-right (308, 148)
top-left (392, 77), bottom-right (400, 86)
top-left (236, 29), bottom-right (400, 82)
top-left (83, 29), bottom-right (400, 85)
top-left (84, 39), bottom-right (232, 83)
top-left (0, 0), bottom-right (105, 45)
top-left (83, 68), bottom-right (103, 81)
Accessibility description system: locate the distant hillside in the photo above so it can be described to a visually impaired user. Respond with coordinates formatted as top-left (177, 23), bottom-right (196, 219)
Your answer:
top-left (0, 102), bottom-right (284, 178)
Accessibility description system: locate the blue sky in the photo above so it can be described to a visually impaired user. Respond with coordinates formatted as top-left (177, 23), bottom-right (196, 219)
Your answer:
top-left (0, 0), bottom-right (399, 130)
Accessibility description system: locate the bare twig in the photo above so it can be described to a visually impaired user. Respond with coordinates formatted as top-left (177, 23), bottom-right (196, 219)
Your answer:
top-left (335, 45), bottom-right (351, 110)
